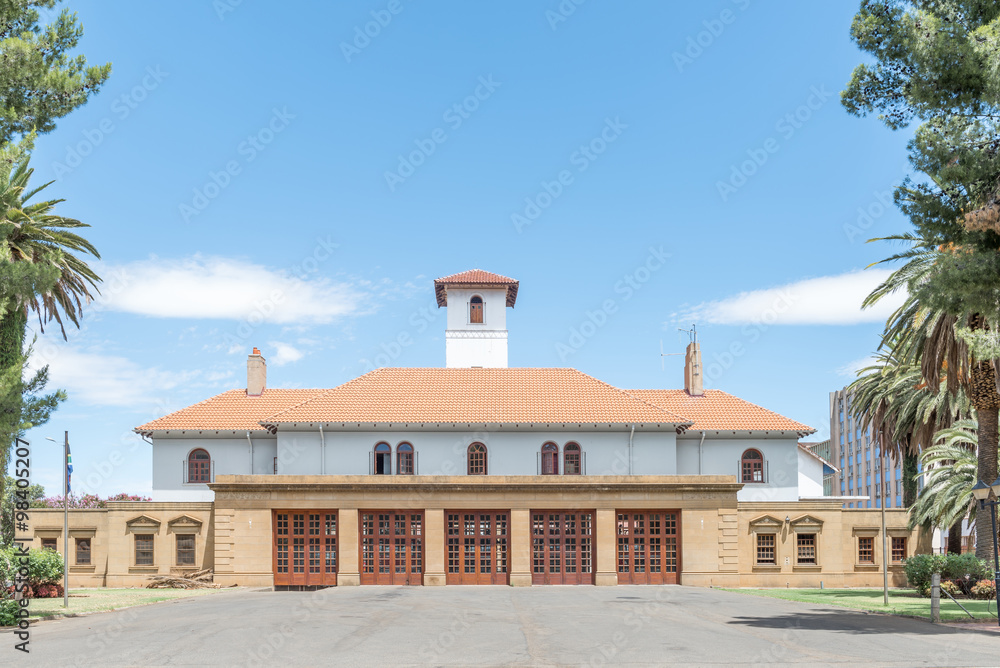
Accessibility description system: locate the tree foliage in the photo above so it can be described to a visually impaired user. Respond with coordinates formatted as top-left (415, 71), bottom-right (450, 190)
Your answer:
top-left (0, 0), bottom-right (111, 146)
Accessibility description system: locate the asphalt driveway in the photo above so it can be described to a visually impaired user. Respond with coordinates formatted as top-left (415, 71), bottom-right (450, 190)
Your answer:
top-left (5, 585), bottom-right (999, 667)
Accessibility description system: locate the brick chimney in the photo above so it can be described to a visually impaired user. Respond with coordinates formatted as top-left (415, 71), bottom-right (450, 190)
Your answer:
top-left (684, 341), bottom-right (703, 396)
top-left (247, 347), bottom-right (266, 396)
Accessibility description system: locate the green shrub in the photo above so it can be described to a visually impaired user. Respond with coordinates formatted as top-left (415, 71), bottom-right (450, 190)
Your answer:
top-left (941, 553), bottom-right (991, 581)
top-left (0, 544), bottom-right (63, 587)
top-left (903, 553), bottom-right (946, 593)
top-left (940, 580), bottom-right (962, 598)
top-left (0, 598), bottom-right (18, 627)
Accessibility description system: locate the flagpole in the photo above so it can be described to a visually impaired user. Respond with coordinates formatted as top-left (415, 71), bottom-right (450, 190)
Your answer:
top-left (63, 430), bottom-right (68, 609)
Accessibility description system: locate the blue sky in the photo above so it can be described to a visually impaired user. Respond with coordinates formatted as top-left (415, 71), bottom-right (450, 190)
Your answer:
top-left (17, 0), bottom-right (914, 496)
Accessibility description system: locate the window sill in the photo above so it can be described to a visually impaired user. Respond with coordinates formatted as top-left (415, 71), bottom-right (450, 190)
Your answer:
top-left (70, 565), bottom-right (95, 573)
top-left (128, 566), bottom-right (160, 574)
top-left (792, 564), bottom-right (822, 571)
top-left (752, 564), bottom-right (781, 571)
top-left (854, 564), bottom-right (879, 571)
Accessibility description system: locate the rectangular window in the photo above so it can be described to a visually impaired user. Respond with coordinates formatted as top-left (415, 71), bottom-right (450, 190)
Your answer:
top-left (75, 537), bottom-right (91, 565)
top-left (135, 534), bottom-right (154, 566)
top-left (41, 537), bottom-right (57, 551)
top-left (858, 536), bottom-right (874, 564)
top-left (176, 535), bottom-right (196, 566)
top-left (891, 536), bottom-right (906, 563)
top-left (756, 534), bottom-right (776, 565)
top-left (796, 534), bottom-right (816, 565)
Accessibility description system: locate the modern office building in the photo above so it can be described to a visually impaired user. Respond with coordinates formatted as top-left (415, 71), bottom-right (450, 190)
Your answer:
top-left (829, 387), bottom-right (912, 509)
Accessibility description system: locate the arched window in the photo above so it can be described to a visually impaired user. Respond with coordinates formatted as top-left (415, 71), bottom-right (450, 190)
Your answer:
top-left (541, 442), bottom-right (559, 475)
top-left (564, 442), bottom-right (582, 475)
top-left (741, 449), bottom-right (764, 483)
top-left (470, 295), bottom-right (484, 324)
top-left (397, 442), bottom-right (414, 475)
top-left (468, 443), bottom-right (487, 475)
top-left (187, 449), bottom-right (211, 483)
top-left (374, 442), bottom-right (391, 475)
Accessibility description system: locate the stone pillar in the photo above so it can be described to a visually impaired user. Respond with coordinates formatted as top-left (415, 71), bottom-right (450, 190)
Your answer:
top-left (338, 508), bottom-right (360, 586)
top-left (594, 508), bottom-right (618, 586)
top-left (424, 508), bottom-right (446, 586)
top-left (509, 509), bottom-right (532, 586)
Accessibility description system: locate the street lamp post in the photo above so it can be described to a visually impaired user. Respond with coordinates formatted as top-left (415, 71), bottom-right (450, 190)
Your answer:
top-left (45, 433), bottom-right (69, 609)
top-left (970, 477), bottom-right (1000, 628)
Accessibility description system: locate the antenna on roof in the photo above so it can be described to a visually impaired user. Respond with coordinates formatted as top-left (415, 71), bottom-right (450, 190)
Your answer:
top-left (678, 324), bottom-right (697, 344)
top-left (660, 339), bottom-right (683, 371)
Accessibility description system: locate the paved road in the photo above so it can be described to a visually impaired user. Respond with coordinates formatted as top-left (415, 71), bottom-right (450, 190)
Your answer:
top-left (4, 586), bottom-right (999, 667)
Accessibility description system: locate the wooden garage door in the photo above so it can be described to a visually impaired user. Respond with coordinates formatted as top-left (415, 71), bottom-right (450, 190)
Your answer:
top-left (272, 510), bottom-right (338, 588)
top-left (446, 511), bottom-right (509, 585)
top-left (616, 511), bottom-right (679, 585)
top-left (531, 511), bottom-right (594, 585)
top-left (360, 511), bottom-right (424, 585)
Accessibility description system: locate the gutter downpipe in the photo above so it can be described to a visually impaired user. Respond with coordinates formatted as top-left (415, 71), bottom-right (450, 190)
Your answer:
top-left (698, 431), bottom-right (705, 474)
top-left (246, 431), bottom-right (253, 474)
top-left (319, 425), bottom-right (326, 475)
top-left (628, 424), bottom-right (635, 475)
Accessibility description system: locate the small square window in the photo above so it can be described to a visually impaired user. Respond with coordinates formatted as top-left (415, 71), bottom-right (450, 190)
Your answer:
top-left (797, 533), bottom-right (816, 565)
top-left (858, 536), bottom-right (874, 564)
top-left (756, 534), bottom-right (776, 565)
top-left (41, 537), bottom-right (57, 551)
top-left (891, 536), bottom-right (906, 563)
top-left (176, 535), bottom-right (196, 566)
top-left (75, 537), bottom-right (91, 565)
top-left (135, 534), bottom-right (154, 566)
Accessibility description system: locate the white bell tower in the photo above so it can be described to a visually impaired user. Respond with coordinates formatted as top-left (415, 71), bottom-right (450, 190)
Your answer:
top-left (434, 270), bottom-right (518, 368)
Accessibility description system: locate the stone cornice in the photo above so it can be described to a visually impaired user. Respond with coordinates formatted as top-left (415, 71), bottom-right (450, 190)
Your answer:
top-left (209, 474), bottom-right (744, 495)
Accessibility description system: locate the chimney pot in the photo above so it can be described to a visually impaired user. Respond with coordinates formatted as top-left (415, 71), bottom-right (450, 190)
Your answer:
top-left (247, 348), bottom-right (266, 396)
top-left (684, 342), bottom-right (704, 396)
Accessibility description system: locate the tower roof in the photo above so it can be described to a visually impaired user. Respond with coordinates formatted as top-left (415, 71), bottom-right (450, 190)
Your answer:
top-left (434, 269), bottom-right (519, 307)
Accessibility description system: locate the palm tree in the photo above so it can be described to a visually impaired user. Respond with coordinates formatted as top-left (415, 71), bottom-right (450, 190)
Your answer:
top-left (850, 341), bottom-right (970, 508)
top-left (864, 232), bottom-right (1000, 560)
top-left (0, 156), bottom-right (101, 503)
top-left (910, 419), bottom-right (980, 554)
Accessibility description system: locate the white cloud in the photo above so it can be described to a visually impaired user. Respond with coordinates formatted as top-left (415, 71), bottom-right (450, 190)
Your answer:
top-left (837, 355), bottom-right (877, 378)
top-left (31, 345), bottom-right (198, 409)
top-left (268, 341), bottom-right (304, 366)
top-left (100, 256), bottom-right (367, 324)
top-left (674, 269), bottom-right (906, 326)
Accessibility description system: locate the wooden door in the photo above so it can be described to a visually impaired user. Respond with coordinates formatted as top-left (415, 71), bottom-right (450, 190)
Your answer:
top-left (272, 510), bottom-right (338, 588)
top-left (446, 511), bottom-right (510, 585)
top-left (360, 511), bottom-right (424, 585)
top-left (616, 511), bottom-right (679, 585)
top-left (531, 511), bottom-right (594, 585)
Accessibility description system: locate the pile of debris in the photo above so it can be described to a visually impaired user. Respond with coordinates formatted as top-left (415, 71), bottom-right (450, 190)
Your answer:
top-left (145, 568), bottom-right (222, 589)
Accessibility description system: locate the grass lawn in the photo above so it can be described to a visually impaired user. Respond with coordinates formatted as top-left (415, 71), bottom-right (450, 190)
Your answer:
top-left (25, 587), bottom-right (235, 621)
top-left (721, 588), bottom-right (1000, 622)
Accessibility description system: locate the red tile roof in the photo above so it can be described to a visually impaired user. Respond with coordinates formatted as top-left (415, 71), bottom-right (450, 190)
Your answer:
top-left (133, 373), bottom-right (811, 435)
top-left (625, 389), bottom-right (813, 434)
top-left (134, 388), bottom-right (325, 434)
top-left (434, 270), bottom-right (519, 307)
top-left (263, 368), bottom-right (689, 426)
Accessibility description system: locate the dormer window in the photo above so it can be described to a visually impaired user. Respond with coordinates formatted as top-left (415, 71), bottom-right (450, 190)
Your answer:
top-left (470, 296), bottom-right (483, 324)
